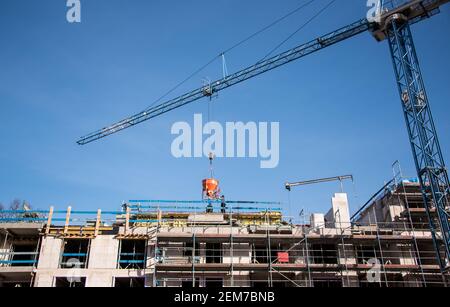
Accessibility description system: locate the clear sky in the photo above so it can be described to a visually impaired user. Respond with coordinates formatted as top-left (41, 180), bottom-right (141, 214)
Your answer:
top-left (0, 0), bottom-right (449, 219)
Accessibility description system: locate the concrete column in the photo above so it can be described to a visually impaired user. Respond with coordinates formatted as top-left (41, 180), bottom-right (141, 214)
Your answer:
top-left (88, 235), bottom-right (119, 269)
top-left (325, 193), bottom-right (351, 229)
top-left (34, 236), bottom-right (64, 287)
top-left (310, 214), bottom-right (325, 229)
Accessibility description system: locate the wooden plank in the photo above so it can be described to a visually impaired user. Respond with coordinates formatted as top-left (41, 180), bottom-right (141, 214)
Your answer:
top-left (63, 206), bottom-right (72, 235)
top-left (45, 206), bottom-right (54, 235)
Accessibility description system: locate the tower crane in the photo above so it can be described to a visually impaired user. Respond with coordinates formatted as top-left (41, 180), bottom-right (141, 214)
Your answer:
top-left (285, 175), bottom-right (353, 192)
top-left (77, 0), bottom-right (450, 273)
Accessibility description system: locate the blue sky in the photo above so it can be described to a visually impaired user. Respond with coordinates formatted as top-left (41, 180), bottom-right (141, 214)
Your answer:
top-left (0, 0), bottom-right (449, 219)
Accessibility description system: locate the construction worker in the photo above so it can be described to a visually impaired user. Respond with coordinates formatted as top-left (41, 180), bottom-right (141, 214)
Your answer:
top-left (220, 195), bottom-right (226, 214)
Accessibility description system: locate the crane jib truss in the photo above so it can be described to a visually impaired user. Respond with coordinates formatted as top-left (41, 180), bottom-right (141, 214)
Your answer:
top-left (77, 1), bottom-right (450, 273)
top-left (76, 18), bottom-right (372, 145)
top-left (76, 0), bottom-right (447, 146)
top-left (285, 175), bottom-right (353, 191)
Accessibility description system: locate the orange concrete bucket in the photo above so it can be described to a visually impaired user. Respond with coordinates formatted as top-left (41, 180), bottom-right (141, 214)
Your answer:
top-left (203, 178), bottom-right (219, 191)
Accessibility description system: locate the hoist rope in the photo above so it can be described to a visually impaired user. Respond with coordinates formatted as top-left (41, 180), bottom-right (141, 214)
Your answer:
top-left (259, 0), bottom-right (337, 62)
top-left (141, 0), bottom-right (319, 112)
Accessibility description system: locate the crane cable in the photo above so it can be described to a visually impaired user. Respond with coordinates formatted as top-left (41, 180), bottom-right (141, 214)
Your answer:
top-left (220, 0), bottom-right (316, 56)
top-left (141, 0), bottom-right (318, 113)
top-left (259, 0), bottom-right (338, 62)
top-left (287, 188), bottom-right (293, 225)
top-left (351, 176), bottom-right (360, 219)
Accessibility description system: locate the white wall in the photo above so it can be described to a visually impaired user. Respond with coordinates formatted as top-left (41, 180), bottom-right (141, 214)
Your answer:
top-left (34, 236), bottom-right (149, 287)
top-left (85, 235), bottom-right (120, 287)
top-left (325, 193), bottom-right (351, 229)
top-left (36, 237), bottom-right (63, 270)
top-left (88, 235), bottom-right (119, 269)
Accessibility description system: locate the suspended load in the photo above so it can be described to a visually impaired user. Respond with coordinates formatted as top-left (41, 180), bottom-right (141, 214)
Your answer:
top-left (202, 178), bottom-right (220, 200)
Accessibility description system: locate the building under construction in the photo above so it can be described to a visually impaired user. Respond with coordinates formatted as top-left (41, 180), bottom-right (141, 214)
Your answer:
top-left (0, 177), bottom-right (449, 287)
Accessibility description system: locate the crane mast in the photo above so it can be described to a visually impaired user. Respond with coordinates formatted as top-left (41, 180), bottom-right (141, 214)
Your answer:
top-left (77, 0), bottom-right (450, 273)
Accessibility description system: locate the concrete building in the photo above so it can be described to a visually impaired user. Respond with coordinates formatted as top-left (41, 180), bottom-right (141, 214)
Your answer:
top-left (0, 180), bottom-right (448, 287)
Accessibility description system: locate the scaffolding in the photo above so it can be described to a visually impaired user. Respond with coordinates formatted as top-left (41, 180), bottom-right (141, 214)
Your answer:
top-left (120, 191), bottom-right (448, 287)
top-left (0, 181), bottom-right (449, 287)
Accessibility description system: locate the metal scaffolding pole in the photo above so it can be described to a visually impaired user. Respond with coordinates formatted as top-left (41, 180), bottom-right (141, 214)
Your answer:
top-left (230, 203), bottom-right (234, 287)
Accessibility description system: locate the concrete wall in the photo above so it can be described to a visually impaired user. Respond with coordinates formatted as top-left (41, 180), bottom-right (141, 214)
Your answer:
top-left (34, 235), bottom-right (148, 287)
top-left (88, 235), bottom-right (119, 269)
top-left (37, 236), bottom-right (63, 270)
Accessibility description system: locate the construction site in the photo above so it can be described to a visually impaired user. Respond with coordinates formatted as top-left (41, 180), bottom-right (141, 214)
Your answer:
top-left (0, 172), bottom-right (449, 287)
top-left (1, 0), bottom-right (450, 289)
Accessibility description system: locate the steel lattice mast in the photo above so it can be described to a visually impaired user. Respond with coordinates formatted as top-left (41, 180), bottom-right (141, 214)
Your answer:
top-left (386, 14), bottom-right (450, 272)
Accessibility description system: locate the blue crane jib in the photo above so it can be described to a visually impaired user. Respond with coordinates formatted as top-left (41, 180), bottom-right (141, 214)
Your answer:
top-left (76, 17), bottom-right (372, 145)
top-left (77, 0), bottom-right (448, 146)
